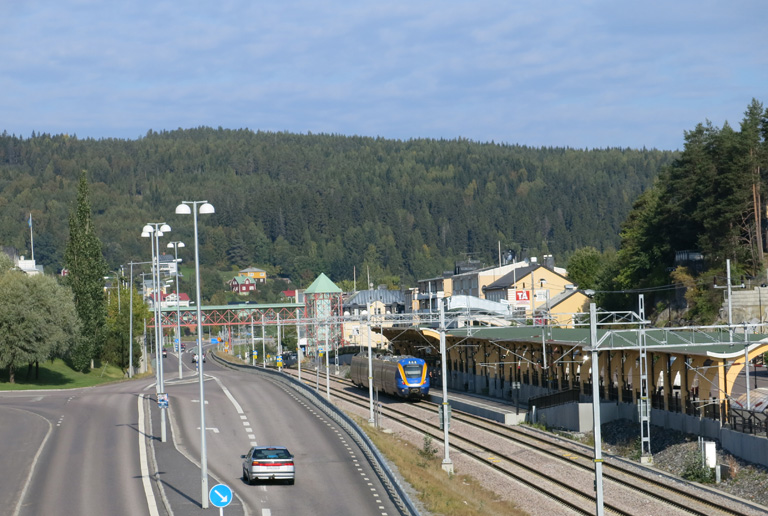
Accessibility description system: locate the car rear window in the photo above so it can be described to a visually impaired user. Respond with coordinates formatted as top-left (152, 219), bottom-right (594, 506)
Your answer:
top-left (253, 448), bottom-right (291, 459)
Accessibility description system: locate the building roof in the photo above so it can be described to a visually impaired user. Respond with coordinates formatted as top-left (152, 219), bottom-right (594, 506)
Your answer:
top-left (485, 264), bottom-right (568, 290)
top-left (547, 288), bottom-right (588, 308)
top-left (344, 289), bottom-right (405, 307)
top-left (304, 273), bottom-right (342, 294)
top-left (240, 267), bottom-right (266, 273)
top-left (441, 325), bottom-right (768, 358)
top-left (151, 291), bottom-right (189, 302)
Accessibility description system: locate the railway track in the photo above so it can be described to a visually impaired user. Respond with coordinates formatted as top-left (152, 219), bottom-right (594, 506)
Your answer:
top-left (290, 367), bottom-right (764, 516)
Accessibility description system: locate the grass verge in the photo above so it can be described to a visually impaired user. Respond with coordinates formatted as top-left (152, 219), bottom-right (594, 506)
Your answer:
top-left (0, 359), bottom-right (127, 390)
top-left (350, 414), bottom-right (527, 516)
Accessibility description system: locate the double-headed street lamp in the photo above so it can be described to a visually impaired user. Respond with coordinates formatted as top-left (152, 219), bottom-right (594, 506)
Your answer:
top-left (142, 222), bottom-right (171, 444)
top-left (175, 200), bottom-right (214, 509)
top-left (167, 241), bottom-right (186, 380)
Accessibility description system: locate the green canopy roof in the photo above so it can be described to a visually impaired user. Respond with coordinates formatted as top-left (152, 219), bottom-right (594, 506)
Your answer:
top-left (304, 272), bottom-right (342, 294)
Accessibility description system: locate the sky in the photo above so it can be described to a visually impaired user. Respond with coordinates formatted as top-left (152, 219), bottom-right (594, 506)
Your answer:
top-left (2, 1), bottom-right (766, 151)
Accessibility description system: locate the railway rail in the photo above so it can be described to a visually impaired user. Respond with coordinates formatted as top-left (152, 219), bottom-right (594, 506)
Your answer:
top-left (291, 366), bottom-right (766, 516)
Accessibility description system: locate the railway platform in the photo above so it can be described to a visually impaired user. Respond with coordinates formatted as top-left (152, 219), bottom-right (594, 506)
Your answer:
top-left (429, 388), bottom-right (527, 425)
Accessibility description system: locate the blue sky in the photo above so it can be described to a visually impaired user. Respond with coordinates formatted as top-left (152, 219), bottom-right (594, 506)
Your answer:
top-left (2, 1), bottom-right (765, 150)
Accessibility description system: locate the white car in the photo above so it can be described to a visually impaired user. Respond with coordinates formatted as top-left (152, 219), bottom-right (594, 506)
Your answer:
top-left (242, 446), bottom-right (295, 485)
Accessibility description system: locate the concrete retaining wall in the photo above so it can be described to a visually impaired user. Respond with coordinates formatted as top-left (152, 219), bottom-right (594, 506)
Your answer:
top-left (535, 400), bottom-right (768, 468)
top-left (450, 371), bottom-right (768, 467)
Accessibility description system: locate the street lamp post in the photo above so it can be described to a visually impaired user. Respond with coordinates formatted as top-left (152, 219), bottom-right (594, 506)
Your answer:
top-left (367, 303), bottom-right (375, 424)
top-left (439, 302), bottom-right (454, 473)
top-left (176, 200), bottom-right (214, 509)
top-left (142, 223), bottom-right (171, 444)
top-left (104, 274), bottom-right (122, 313)
top-left (129, 264), bottom-right (135, 377)
top-left (127, 260), bottom-right (154, 377)
top-left (167, 241), bottom-right (186, 380)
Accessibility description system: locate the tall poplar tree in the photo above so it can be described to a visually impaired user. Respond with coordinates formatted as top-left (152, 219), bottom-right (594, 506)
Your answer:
top-left (64, 171), bottom-right (108, 372)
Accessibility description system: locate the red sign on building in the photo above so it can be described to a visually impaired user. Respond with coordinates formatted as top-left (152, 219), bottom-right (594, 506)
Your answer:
top-left (515, 290), bottom-right (531, 302)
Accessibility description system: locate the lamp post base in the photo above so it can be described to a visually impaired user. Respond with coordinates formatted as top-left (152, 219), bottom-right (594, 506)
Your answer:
top-left (441, 459), bottom-right (454, 474)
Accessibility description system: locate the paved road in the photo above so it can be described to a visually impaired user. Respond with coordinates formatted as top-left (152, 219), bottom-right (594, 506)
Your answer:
top-left (0, 381), bottom-right (150, 515)
top-left (162, 351), bottom-right (401, 515)
top-left (0, 349), bottom-right (404, 516)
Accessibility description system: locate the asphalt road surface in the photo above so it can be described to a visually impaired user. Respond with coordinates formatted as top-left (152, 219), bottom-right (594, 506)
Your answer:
top-left (0, 349), bottom-right (404, 516)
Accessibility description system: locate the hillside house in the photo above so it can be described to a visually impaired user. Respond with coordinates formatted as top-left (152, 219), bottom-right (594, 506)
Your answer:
top-left (239, 267), bottom-right (267, 283)
top-left (229, 275), bottom-right (258, 294)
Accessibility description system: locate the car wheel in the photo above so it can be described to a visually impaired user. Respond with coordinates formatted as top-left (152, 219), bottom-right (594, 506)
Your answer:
top-left (287, 478), bottom-right (295, 485)
top-left (242, 469), bottom-right (248, 482)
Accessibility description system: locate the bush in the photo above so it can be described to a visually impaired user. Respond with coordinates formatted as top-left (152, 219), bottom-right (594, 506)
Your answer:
top-left (417, 434), bottom-right (438, 467)
top-left (681, 448), bottom-right (714, 483)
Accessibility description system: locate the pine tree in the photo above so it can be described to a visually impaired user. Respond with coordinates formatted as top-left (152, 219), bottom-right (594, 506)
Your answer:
top-left (63, 171), bottom-right (108, 372)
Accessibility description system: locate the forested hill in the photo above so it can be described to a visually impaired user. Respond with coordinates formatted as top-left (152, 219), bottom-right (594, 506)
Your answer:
top-left (0, 128), bottom-right (675, 287)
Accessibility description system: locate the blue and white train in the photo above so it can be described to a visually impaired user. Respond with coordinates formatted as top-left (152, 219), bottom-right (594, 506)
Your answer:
top-left (349, 354), bottom-right (430, 400)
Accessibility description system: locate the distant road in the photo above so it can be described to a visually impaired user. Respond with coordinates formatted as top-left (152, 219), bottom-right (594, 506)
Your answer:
top-left (161, 351), bottom-right (403, 515)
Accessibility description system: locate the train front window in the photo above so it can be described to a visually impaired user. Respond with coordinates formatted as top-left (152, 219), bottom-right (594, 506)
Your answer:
top-left (403, 364), bottom-right (423, 379)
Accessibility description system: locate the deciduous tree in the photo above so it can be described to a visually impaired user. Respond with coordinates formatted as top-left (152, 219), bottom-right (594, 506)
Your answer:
top-left (63, 171), bottom-right (108, 372)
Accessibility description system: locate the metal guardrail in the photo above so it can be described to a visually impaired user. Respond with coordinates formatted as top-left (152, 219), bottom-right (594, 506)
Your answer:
top-left (210, 353), bottom-right (421, 516)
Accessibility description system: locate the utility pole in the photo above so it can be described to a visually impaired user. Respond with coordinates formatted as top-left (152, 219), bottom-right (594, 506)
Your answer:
top-left (590, 303), bottom-right (605, 516)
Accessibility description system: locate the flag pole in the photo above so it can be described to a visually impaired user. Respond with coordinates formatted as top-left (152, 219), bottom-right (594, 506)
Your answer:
top-left (28, 213), bottom-right (34, 262)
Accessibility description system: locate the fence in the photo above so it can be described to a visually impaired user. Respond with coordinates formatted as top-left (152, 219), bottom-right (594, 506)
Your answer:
top-left (729, 408), bottom-right (768, 437)
top-left (528, 387), bottom-right (581, 410)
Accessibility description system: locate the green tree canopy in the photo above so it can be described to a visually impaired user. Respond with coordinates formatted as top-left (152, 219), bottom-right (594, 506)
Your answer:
top-left (566, 247), bottom-right (604, 290)
top-left (0, 270), bottom-right (80, 382)
top-left (63, 171), bottom-right (108, 372)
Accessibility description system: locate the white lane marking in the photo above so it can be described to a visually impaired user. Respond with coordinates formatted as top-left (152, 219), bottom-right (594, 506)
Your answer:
top-left (191, 399), bottom-right (209, 404)
top-left (262, 509), bottom-right (271, 516)
top-left (214, 376), bottom-right (244, 414)
top-left (11, 408), bottom-right (52, 516)
top-left (138, 394), bottom-right (161, 516)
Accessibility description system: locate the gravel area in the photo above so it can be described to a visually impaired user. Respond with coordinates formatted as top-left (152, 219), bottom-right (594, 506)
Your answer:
top-left (344, 394), bottom-right (768, 515)
top-left (583, 419), bottom-right (768, 510)
top-left (335, 396), bottom-right (576, 516)
top-left (296, 367), bottom-right (768, 515)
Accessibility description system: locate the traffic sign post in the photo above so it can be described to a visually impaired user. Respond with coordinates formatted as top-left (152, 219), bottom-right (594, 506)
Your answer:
top-left (209, 483), bottom-right (232, 514)
top-left (158, 393), bottom-right (168, 409)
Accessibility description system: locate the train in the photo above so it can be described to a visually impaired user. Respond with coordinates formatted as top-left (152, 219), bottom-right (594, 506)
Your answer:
top-left (349, 354), bottom-right (430, 400)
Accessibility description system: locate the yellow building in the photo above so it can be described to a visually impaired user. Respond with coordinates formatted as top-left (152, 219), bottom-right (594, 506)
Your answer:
top-left (482, 260), bottom-right (589, 327)
top-left (239, 267), bottom-right (267, 283)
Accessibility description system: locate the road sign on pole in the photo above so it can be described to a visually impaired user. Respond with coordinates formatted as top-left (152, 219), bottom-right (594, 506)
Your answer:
top-left (209, 483), bottom-right (233, 510)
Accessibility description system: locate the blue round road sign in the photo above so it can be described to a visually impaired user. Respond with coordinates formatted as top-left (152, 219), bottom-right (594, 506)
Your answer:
top-left (209, 484), bottom-right (233, 508)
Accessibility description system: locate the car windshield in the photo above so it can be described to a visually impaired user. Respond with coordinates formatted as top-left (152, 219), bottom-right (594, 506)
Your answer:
top-left (253, 448), bottom-right (291, 460)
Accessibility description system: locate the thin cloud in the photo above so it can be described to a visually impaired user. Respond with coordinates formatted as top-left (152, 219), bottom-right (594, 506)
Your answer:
top-left (0, 0), bottom-right (765, 149)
